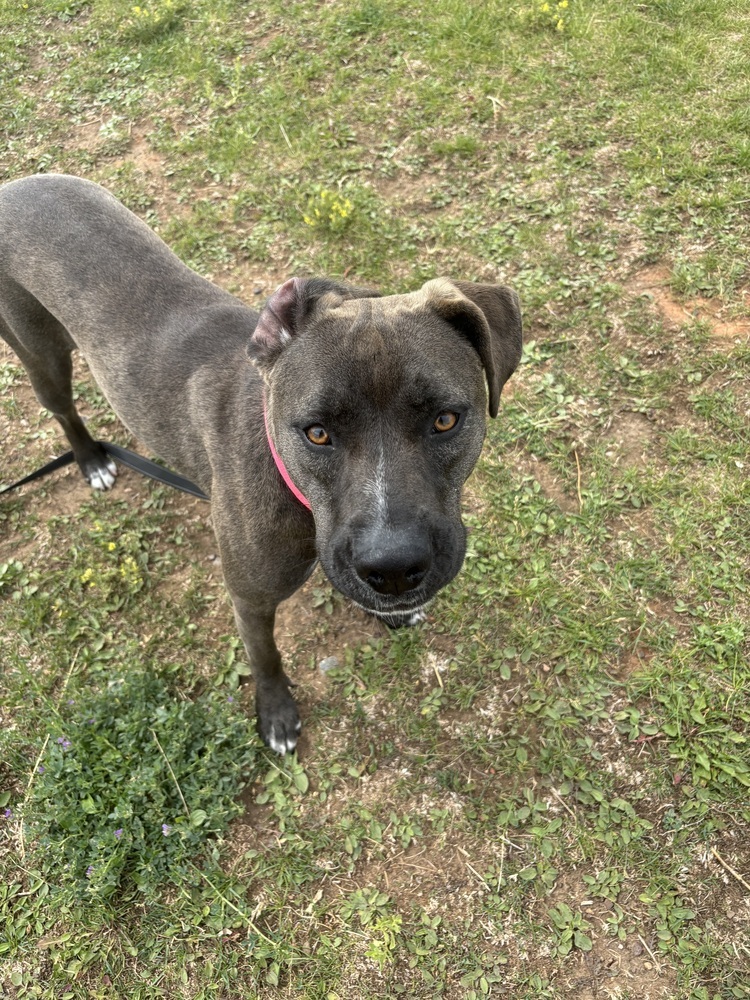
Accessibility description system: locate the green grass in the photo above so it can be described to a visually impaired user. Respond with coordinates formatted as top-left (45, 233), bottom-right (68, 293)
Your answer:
top-left (1, 0), bottom-right (750, 997)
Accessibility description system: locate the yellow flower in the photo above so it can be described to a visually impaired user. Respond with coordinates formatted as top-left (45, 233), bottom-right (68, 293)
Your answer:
top-left (119, 556), bottom-right (142, 586)
top-left (107, 542), bottom-right (116, 551)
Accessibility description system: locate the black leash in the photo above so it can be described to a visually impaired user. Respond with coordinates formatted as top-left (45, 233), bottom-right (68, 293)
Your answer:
top-left (0, 441), bottom-right (209, 501)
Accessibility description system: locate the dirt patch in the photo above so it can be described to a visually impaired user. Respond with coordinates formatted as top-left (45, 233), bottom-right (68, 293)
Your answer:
top-left (214, 259), bottom-right (287, 302)
top-left (127, 128), bottom-right (166, 179)
top-left (536, 870), bottom-right (680, 998)
top-left (373, 171), bottom-right (441, 216)
top-left (629, 265), bottom-right (750, 343)
top-left (555, 931), bottom-right (677, 999)
top-left (611, 647), bottom-right (652, 682)
top-left (276, 574), bottom-right (384, 715)
top-left (520, 453), bottom-right (579, 512)
top-left (603, 410), bottom-right (658, 469)
top-left (337, 836), bottom-right (491, 914)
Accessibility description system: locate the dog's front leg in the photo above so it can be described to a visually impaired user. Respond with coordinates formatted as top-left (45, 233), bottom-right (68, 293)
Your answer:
top-left (230, 594), bottom-right (301, 755)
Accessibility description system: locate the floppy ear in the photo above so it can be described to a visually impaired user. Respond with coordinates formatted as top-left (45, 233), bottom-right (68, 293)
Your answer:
top-left (249, 277), bottom-right (380, 369)
top-left (422, 278), bottom-right (523, 417)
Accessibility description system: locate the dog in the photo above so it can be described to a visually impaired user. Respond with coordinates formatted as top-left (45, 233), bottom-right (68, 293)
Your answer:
top-left (0, 174), bottom-right (522, 753)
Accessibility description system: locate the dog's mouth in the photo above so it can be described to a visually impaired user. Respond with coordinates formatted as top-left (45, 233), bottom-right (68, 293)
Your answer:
top-left (363, 604), bottom-right (428, 628)
top-left (331, 571), bottom-right (437, 620)
top-left (318, 555), bottom-right (435, 617)
top-left (351, 595), bottom-right (428, 619)
top-left (318, 518), bottom-right (466, 623)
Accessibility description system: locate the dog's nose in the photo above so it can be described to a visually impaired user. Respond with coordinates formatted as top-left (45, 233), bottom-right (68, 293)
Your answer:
top-left (353, 532), bottom-right (431, 597)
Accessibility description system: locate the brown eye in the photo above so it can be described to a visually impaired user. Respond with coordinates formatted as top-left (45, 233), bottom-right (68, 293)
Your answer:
top-left (305, 425), bottom-right (330, 446)
top-left (433, 412), bottom-right (459, 433)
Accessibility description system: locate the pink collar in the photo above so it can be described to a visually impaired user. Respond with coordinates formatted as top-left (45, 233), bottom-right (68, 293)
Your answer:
top-left (263, 401), bottom-right (312, 510)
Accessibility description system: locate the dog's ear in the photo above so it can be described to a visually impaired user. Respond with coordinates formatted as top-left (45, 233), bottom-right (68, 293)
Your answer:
top-left (423, 278), bottom-right (522, 417)
top-left (249, 277), bottom-right (380, 368)
top-left (249, 277), bottom-right (302, 366)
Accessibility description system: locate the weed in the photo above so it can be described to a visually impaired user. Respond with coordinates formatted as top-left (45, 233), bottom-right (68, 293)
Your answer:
top-left (303, 186), bottom-right (355, 234)
top-left (547, 902), bottom-right (593, 956)
top-left (22, 670), bottom-right (260, 900)
top-left (339, 889), bottom-right (402, 969)
top-left (518, 0), bottom-right (571, 34)
top-left (121, 1), bottom-right (183, 43)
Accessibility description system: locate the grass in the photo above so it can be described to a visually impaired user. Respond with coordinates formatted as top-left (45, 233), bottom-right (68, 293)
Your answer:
top-left (1, 0), bottom-right (749, 996)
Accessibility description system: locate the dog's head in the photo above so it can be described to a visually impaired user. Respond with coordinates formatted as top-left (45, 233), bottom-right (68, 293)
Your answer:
top-left (249, 276), bottom-right (522, 618)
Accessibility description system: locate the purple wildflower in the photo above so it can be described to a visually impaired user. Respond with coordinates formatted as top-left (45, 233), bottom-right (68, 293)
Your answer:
top-left (114, 828), bottom-right (123, 839)
top-left (38, 765), bottom-right (45, 774)
top-left (227, 696), bottom-right (234, 703)
top-left (162, 823), bottom-right (171, 836)
top-left (3, 808), bottom-right (12, 820)
top-left (86, 866), bottom-right (94, 878)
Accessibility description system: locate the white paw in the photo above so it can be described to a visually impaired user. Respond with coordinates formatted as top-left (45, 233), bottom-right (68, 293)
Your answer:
top-left (267, 725), bottom-right (298, 756)
top-left (89, 463), bottom-right (117, 491)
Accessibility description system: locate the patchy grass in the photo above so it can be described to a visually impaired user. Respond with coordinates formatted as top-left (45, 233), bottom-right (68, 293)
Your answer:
top-left (1, 0), bottom-right (750, 997)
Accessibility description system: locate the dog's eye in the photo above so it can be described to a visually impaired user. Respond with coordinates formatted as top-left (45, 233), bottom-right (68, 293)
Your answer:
top-left (433, 412), bottom-right (459, 433)
top-left (305, 425), bottom-right (331, 446)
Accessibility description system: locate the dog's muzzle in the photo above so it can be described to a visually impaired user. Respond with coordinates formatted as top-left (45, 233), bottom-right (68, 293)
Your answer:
top-left (322, 515), bottom-right (466, 617)
top-left (351, 526), bottom-right (432, 599)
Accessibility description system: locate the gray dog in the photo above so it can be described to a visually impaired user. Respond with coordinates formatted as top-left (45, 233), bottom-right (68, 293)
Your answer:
top-left (0, 174), bottom-right (522, 753)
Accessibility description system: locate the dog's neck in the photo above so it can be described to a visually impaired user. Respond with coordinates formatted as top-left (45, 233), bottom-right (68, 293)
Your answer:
top-left (262, 400), bottom-right (312, 511)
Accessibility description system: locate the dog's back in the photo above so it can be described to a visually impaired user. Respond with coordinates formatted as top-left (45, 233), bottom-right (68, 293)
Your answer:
top-left (0, 174), bottom-right (230, 354)
top-left (0, 174), bottom-right (258, 486)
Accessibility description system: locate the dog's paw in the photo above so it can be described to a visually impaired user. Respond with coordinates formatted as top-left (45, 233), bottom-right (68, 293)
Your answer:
top-left (267, 719), bottom-right (302, 756)
top-left (257, 686), bottom-right (301, 755)
top-left (83, 455), bottom-right (118, 491)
